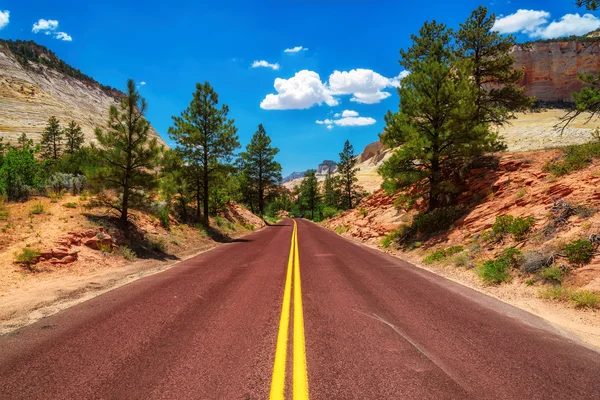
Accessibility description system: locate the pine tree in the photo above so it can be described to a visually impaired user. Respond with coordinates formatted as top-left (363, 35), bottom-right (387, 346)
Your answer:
top-left (64, 120), bottom-right (85, 154)
top-left (94, 79), bottom-right (162, 225)
top-left (380, 21), bottom-right (489, 210)
top-left (337, 140), bottom-right (359, 210)
top-left (456, 6), bottom-right (533, 130)
top-left (168, 82), bottom-right (239, 226)
top-left (299, 170), bottom-right (320, 220)
top-left (323, 169), bottom-right (340, 208)
top-left (239, 124), bottom-right (282, 216)
top-left (17, 133), bottom-right (28, 149)
top-left (41, 116), bottom-right (63, 160)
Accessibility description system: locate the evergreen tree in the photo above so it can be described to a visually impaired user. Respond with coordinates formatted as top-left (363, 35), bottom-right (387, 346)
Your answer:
top-left (168, 82), bottom-right (239, 226)
top-left (239, 124), bottom-right (282, 215)
top-left (380, 21), bottom-right (489, 210)
top-left (299, 170), bottom-right (320, 220)
top-left (64, 120), bottom-right (85, 154)
top-left (337, 140), bottom-right (359, 209)
top-left (94, 79), bottom-right (162, 225)
top-left (160, 149), bottom-right (192, 222)
top-left (456, 6), bottom-right (533, 130)
top-left (323, 169), bottom-right (340, 208)
top-left (17, 133), bottom-right (28, 149)
top-left (41, 116), bottom-right (63, 160)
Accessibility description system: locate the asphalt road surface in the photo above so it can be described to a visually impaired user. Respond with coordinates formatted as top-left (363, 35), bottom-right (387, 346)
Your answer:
top-left (1, 219), bottom-right (599, 399)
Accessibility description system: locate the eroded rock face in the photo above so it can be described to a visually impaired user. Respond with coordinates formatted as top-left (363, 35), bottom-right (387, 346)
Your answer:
top-left (0, 42), bottom-right (166, 146)
top-left (511, 41), bottom-right (600, 102)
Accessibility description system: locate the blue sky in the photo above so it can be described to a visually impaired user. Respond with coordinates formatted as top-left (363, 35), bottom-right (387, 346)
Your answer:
top-left (0, 0), bottom-right (598, 177)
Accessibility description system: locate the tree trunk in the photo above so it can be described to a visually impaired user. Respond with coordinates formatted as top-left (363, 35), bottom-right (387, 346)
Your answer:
top-left (196, 176), bottom-right (201, 221)
top-left (203, 165), bottom-right (209, 226)
top-left (429, 158), bottom-right (441, 211)
top-left (121, 183), bottom-right (129, 226)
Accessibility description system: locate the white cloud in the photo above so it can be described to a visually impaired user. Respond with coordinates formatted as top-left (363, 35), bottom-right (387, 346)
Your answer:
top-left (333, 113), bottom-right (341, 118)
top-left (531, 13), bottom-right (600, 39)
top-left (55, 32), bottom-right (72, 42)
top-left (284, 46), bottom-right (308, 53)
top-left (0, 10), bottom-right (9, 30)
top-left (32, 18), bottom-right (73, 41)
top-left (492, 9), bottom-right (550, 34)
top-left (32, 19), bottom-right (59, 33)
top-left (328, 68), bottom-right (408, 104)
top-left (252, 60), bottom-right (280, 70)
top-left (316, 111), bottom-right (376, 130)
top-left (260, 70), bottom-right (338, 110)
top-left (139, 81), bottom-right (147, 86)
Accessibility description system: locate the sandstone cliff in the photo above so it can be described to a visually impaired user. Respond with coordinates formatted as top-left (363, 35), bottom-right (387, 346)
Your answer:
top-left (512, 40), bottom-right (600, 103)
top-left (0, 40), bottom-right (165, 146)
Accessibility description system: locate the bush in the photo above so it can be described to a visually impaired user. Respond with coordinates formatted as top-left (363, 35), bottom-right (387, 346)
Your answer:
top-left (490, 215), bottom-right (535, 241)
top-left (158, 208), bottom-right (170, 229)
top-left (540, 266), bottom-right (564, 283)
top-left (358, 208), bottom-right (368, 217)
top-left (63, 202), bottom-right (77, 209)
top-left (478, 259), bottom-right (511, 284)
top-left (0, 144), bottom-right (41, 201)
top-left (146, 237), bottom-right (167, 253)
top-left (381, 225), bottom-right (412, 248)
top-left (453, 252), bottom-right (473, 268)
top-left (539, 285), bottom-right (570, 300)
top-left (15, 248), bottom-right (40, 267)
top-left (411, 207), bottom-right (465, 235)
top-left (321, 206), bottom-right (339, 219)
top-left (45, 173), bottom-right (88, 195)
top-left (29, 202), bottom-right (45, 215)
top-left (569, 290), bottom-right (599, 309)
top-left (423, 246), bottom-right (463, 264)
top-left (543, 142), bottom-right (600, 176)
top-left (498, 248), bottom-right (524, 268)
top-left (563, 239), bottom-right (595, 266)
top-left (521, 250), bottom-right (551, 272)
top-left (117, 246), bottom-right (136, 261)
top-left (335, 225), bottom-right (349, 235)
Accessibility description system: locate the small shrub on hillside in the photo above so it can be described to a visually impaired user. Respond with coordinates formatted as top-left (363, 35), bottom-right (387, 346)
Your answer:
top-left (453, 252), bottom-right (473, 268)
top-left (411, 207), bottom-right (465, 235)
top-left (146, 237), bottom-right (168, 253)
top-left (45, 173), bottom-right (88, 195)
top-left (117, 246), bottom-right (136, 261)
top-left (563, 239), bottom-right (595, 266)
top-left (540, 265), bottom-right (565, 283)
top-left (543, 142), bottom-right (600, 177)
top-left (29, 202), bottom-right (45, 215)
top-left (381, 225), bottom-right (412, 248)
top-left (489, 215), bottom-right (535, 241)
top-left (358, 208), bottom-right (368, 217)
top-left (515, 189), bottom-right (527, 199)
top-left (158, 208), bottom-right (171, 229)
top-left (63, 202), bottom-right (77, 209)
top-left (525, 278), bottom-right (536, 286)
top-left (243, 223), bottom-right (255, 231)
top-left (15, 248), bottom-right (40, 268)
top-left (393, 193), bottom-right (418, 211)
top-left (322, 206), bottom-right (339, 219)
top-left (569, 290), bottom-right (599, 309)
top-left (98, 244), bottom-right (113, 254)
top-left (498, 248), bottom-right (524, 268)
top-left (423, 246), bottom-right (464, 264)
top-left (335, 225), bottom-right (349, 235)
top-left (478, 259), bottom-right (511, 284)
top-left (539, 285), bottom-right (570, 300)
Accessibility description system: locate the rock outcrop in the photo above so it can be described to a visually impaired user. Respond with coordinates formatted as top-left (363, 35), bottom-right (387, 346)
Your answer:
top-left (0, 40), bottom-right (165, 146)
top-left (511, 40), bottom-right (600, 102)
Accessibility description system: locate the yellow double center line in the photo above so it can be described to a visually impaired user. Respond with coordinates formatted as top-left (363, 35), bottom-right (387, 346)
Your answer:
top-left (270, 220), bottom-right (309, 400)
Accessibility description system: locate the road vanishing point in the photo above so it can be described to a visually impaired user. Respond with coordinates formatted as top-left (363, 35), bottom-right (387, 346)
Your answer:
top-left (1, 219), bottom-right (599, 399)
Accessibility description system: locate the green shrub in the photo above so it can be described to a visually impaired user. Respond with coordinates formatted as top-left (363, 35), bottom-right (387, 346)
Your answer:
top-left (563, 239), bottom-right (595, 266)
top-left (569, 290), bottom-right (599, 309)
top-left (540, 266), bottom-right (564, 283)
top-left (423, 246), bottom-right (464, 264)
top-left (498, 248), bottom-right (524, 268)
top-left (117, 246), bottom-right (136, 261)
top-left (543, 142), bottom-right (600, 176)
top-left (322, 206), bottom-right (339, 219)
top-left (243, 223), bottom-right (255, 231)
top-left (99, 244), bottom-right (113, 253)
top-left (335, 225), bottom-right (349, 235)
top-left (515, 189), bottom-right (527, 199)
top-left (490, 215), bottom-right (535, 241)
top-left (358, 208), bottom-right (368, 217)
top-left (381, 226), bottom-right (411, 248)
top-left (45, 173), bottom-right (88, 195)
top-left (15, 248), bottom-right (40, 267)
top-left (411, 207), bottom-right (465, 235)
top-left (63, 202), bottom-right (77, 209)
top-left (453, 252), bottom-right (472, 268)
top-left (478, 259), bottom-right (511, 284)
top-left (525, 278), bottom-right (536, 286)
top-left (539, 285), bottom-right (570, 300)
top-left (158, 208), bottom-right (171, 229)
top-left (510, 217), bottom-right (536, 241)
top-left (147, 237), bottom-right (167, 253)
top-left (29, 202), bottom-right (45, 215)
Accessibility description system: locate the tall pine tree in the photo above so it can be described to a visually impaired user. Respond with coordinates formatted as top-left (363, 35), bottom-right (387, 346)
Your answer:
top-left (380, 21), bottom-right (490, 210)
top-left (337, 140), bottom-right (359, 210)
top-left (299, 170), bottom-right (320, 220)
top-left (41, 116), bottom-right (63, 160)
top-left (94, 79), bottom-right (162, 225)
top-left (64, 120), bottom-right (85, 154)
top-left (239, 124), bottom-right (282, 216)
top-left (168, 82), bottom-right (239, 226)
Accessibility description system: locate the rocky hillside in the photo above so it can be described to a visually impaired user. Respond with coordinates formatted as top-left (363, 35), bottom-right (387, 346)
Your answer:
top-left (512, 39), bottom-right (600, 103)
top-left (0, 40), bottom-right (165, 146)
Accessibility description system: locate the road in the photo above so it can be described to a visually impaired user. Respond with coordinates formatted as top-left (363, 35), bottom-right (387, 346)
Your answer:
top-left (1, 219), bottom-right (599, 399)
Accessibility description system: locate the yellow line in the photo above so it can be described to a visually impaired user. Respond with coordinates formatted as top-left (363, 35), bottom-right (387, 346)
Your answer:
top-left (293, 221), bottom-right (309, 400)
top-left (269, 221), bottom-right (296, 400)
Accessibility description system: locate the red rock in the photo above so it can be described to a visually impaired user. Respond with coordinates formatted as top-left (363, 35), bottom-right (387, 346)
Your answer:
top-left (82, 229), bottom-right (96, 238)
top-left (52, 248), bottom-right (70, 258)
top-left (40, 250), bottom-right (52, 260)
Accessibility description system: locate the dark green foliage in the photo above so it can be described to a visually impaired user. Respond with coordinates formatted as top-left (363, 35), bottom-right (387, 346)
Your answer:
top-left (41, 116), bottom-right (63, 161)
top-left (51, 146), bottom-right (103, 177)
top-left (64, 120), bottom-right (85, 154)
top-left (563, 239), bottom-right (595, 266)
top-left (338, 140), bottom-right (359, 210)
top-left (239, 124), bottom-right (282, 215)
top-left (158, 208), bottom-right (171, 228)
top-left (498, 247), bottom-right (524, 268)
top-left (577, 0), bottom-right (598, 10)
top-left (423, 246), bottom-right (464, 263)
top-left (323, 169), bottom-right (341, 209)
top-left (63, 202), bottom-right (77, 209)
top-left (168, 82), bottom-right (239, 225)
top-left (93, 79), bottom-right (162, 225)
top-left (1, 39), bottom-right (120, 95)
top-left (478, 259), bottom-right (511, 284)
top-left (381, 225), bottom-right (412, 248)
top-left (411, 207), bottom-right (465, 235)
top-left (543, 142), bottom-right (600, 176)
top-left (490, 215), bottom-right (535, 241)
top-left (298, 170), bottom-right (320, 220)
top-left (321, 206), bottom-right (339, 219)
top-left (0, 141), bottom-right (42, 201)
top-left (159, 149), bottom-right (193, 222)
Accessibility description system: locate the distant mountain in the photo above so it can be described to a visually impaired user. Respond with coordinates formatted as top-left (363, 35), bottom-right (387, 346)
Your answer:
top-left (282, 171), bottom-right (307, 184)
top-left (0, 39), bottom-right (165, 146)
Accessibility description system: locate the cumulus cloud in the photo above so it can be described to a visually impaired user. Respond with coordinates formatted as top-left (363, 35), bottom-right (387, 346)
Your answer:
top-left (260, 70), bottom-right (338, 110)
top-left (32, 19), bottom-right (73, 41)
top-left (284, 46), bottom-right (308, 53)
top-left (328, 68), bottom-right (408, 104)
top-left (316, 110), bottom-right (376, 130)
top-left (32, 19), bottom-right (59, 33)
top-left (492, 9), bottom-right (600, 39)
top-left (531, 13), bottom-right (600, 39)
top-left (0, 10), bottom-right (9, 30)
top-left (139, 81), bottom-right (147, 86)
top-left (252, 60), bottom-right (280, 70)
